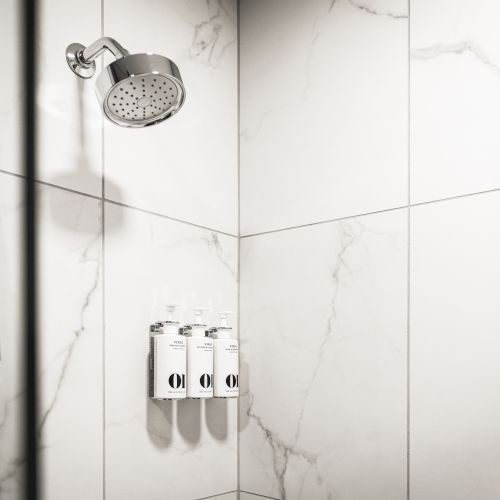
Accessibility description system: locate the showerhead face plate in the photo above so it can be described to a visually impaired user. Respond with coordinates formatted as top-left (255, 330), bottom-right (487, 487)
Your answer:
top-left (96, 53), bottom-right (185, 127)
top-left (106, 74), bottom-right (180, 125)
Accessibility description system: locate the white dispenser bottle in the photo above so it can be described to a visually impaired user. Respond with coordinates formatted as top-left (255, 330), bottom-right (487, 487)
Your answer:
top-left (149, 304), bottom-right (186, 400)
top-left (211, 311), bottom-right (239, 398)
top-left (184, 308), bottom-right (213, 398)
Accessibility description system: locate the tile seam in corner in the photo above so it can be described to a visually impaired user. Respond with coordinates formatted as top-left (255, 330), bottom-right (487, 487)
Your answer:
top-left (236, 0), bottom-right (241, 497)
top-left (239, 184), bottom-right (500, 239)
top-left (1, 170), bottom-right (498, 241)
top-left (239, 490), bottom-right (281, 500)
top-left (195, 490), bottom-right (238, 500)
top-left (103, 199), bottom-right (238, 237)
top-left (0, 169), bottom-right (239, 238)
top-left (100, 0), bottom-right (106, 499)
top-left (407, 1), bottom-right (411, 498)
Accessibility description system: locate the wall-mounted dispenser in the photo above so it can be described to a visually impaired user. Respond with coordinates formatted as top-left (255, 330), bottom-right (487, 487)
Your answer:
top-left (149, 304), bottom-right (186, 400)
top-left (210, 312), bottom-right (239, 398)
top-left (183, 308), bottom-right (213, 399)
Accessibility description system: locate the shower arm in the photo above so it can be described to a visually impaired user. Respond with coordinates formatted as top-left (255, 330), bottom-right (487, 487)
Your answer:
top-left (66, 37), bottom-right (130, 79)
top-left (81, 37), bottom-right (130, 63)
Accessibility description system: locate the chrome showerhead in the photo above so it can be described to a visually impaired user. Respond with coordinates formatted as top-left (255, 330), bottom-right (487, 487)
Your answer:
top-left (66, 37), bottom-right (185, 128)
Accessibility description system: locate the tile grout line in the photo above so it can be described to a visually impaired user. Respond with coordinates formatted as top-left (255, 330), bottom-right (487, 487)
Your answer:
top-left (104, 198), bottom-right (237, 238)
top-left (240, 184), bottom-right (500, 238)
top-left (407, 1), bottom-right (411, 498)
top-left (236, 0), bottom-right (241, 497)
top-left (239, 490), bottom-right (281, 500)
top-left (0, 168), bottom-right (238, 238)
top-left (241, 205), bottom-right (409, 237)
top-left (195, 490), bottom-right (238, 500)
top-left (100, 1), bottom-right (106, 499)
top-left (1, 167), bottom-right (498, 242)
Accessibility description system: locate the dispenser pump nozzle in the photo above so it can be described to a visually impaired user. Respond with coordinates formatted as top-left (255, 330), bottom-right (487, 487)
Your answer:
top-left (165, 304), bottom-right (178, 322)
top-left (209, 311), bottom-right (234, 339)
top-left (184, 307), bottom-right (210, 337)
top-left (194, 307), bottom-right (209, 325)
top-left (218, 311), bottom-right (232, 328)
top-left (159, 303), bottom-right (180, 335)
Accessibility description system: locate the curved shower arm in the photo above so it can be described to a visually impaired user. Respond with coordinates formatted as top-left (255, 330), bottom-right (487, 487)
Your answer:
top-left (66, 37), bottom-right (130, 79)
top-left (81, 37), bottom-right (130, 63)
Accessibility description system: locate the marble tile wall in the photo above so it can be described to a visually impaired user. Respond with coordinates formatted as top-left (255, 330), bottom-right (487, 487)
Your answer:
top-left (37, 0), bottom-right (103, 196)
top-left (240, 211), bottom-right (408, 500)
top-left (240, 0), bottom-right (408, 235)
top-left (410, 192), bottom-right (500, 500)
top-left (0, 176), bottom-right (103, 500)
top-left (240, 493), bottom-right (277, 500)
top-left (3, 0), bottom-right (500, 499)
top-left (0, 176), bottom-right (23, 500)
top-left (104, 203), bottom-right (238, 499)
top-left (211, 493), bottom-right (238, 500)
top-left (0, 0), bottom-right (238, 499)
top-left (103, 0), bottom-right (238, 234)
top-left (0, 0), bottom-right (21, 177)
top-left (37, 186), bottom-right (103, 500)
top-left (410, 0), bottom-right (500, 203)
top-left (240, 0), bottom-right (500, 499)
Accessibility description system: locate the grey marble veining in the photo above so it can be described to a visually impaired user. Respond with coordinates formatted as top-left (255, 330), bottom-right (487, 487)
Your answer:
top-left (240, 0), bottom-right (408, 235)
top-left (189, 0), bottom-right (237, 67)
top-left (105, 202), bottom-right (238, 499)
top-left (410, 0), bottom-right (500, 204)
top-left (0, 176), bottom-right (104, 500)
top-left (344, 0), bottom-right (407, 19)
top-left (104, 0), bottom-right (238, 234)
top-left (38, 186), bottom-right (103, 500)
top-left (0, 174), bottom-right (23, 499)
top-left (242, 0), bottom-right (406, 145)
top-left (37, 225), bottom-right (101, 442)
top-left (412, 41), bottom-right (500, 76)
top-left (244, 221), bottom-right (367, 498)
top-left (240, 211), bottom-right (408, 499)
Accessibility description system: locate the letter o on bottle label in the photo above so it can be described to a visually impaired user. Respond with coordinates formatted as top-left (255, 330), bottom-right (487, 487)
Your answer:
top-left (226, 374), bottom-right (238, 388)
top-left (169, 373), bottom-right (182, 389)
top-left (200, 373), bottom-right (212, 388)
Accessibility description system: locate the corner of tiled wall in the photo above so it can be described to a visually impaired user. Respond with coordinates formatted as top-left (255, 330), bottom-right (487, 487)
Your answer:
top-left (0, 1), bottom-right (239, 500)
top-left (238, 1), bottom-right (500, 499)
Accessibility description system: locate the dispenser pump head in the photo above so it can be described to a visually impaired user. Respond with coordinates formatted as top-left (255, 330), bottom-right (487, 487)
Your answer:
top-left (159, 303), bottom-right (180, 335)
top-left (210, 311), bottom-right (233, 339)
top-left (193, 307), bottom-right (209, 326)
top-left (165, 304), bottom-right (178, 323)
top-left (184, 307), bottom-right (210, 337)
top-left (218, 311), bottom-right (232, 329)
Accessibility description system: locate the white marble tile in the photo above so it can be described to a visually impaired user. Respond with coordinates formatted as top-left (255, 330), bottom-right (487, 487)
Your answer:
top-left (410, 192), bottom-right (500, 500)
top-left (0, 175), bottom-right (103, 500)
top-left (103, 0), bottom-right (238, 235)
top-left (0, 173), bottom-right (23, 499)
top-left (0, 0), bottom-right (21, 176)
top-left (240, 493), bottom-right (278, 500)
top-left (240, 0), bottom-right (408, 235)
top-left (239, 209), bottom-right (408, 499)
top-left (38, 185), bottom-right (103, 500)
top-left (37, 0), bottom-right (103, 196)
top-left (410, 0), bottom-right (500, 203)
top-left (104, 202), bottom-right (238, 500)
top-left (212, 492), bottom-right (238, 500)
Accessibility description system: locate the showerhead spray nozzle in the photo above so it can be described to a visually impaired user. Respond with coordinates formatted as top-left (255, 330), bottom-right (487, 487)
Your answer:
top-left (65, 37), bottom-right (185, 128)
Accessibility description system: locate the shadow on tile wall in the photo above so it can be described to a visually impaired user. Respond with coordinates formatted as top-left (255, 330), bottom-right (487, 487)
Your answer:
top-left (144, 342), bottom-right (231, 449)
top-left (50, 79), bottom-right (124, 231)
